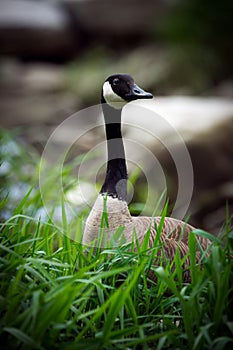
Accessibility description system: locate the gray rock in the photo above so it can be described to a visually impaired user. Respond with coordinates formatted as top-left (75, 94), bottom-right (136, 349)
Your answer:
top-left (0, 0), bottom-right (78, 59)
top-left (64, 0), bottom-right (164, 38)
top-left (0, 0), bottom-right (166, 59)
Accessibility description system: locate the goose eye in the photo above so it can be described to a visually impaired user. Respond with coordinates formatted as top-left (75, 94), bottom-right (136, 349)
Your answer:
top-left (112, 78), bottom-right (120, 85)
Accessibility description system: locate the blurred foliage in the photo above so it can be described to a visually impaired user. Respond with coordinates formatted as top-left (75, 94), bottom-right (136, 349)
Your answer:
top-left (0, 129), bottom-right (90, 224)
top-left (157, 0), bottom-right (233, 88)
top-left (0, 130), bottom-right (38, 219)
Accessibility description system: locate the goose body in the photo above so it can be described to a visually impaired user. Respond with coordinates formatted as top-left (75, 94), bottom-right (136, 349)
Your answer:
top-left (83, 74), bottom-right (210, 281)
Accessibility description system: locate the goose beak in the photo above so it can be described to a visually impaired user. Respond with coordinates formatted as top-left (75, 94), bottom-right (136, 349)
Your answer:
top-left (126, 84), bottom-right (153, 101)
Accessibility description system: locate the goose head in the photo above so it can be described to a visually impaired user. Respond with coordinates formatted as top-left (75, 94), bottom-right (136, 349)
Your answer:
top-left (101, 74), bottom-right (153, 110)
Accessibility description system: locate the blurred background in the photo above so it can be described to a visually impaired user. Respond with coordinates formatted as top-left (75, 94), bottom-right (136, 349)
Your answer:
top-left (0, 0), bottom-right (233, 235)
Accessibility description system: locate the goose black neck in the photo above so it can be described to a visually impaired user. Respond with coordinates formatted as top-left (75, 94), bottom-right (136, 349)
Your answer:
top-left (100, 102), bottom-right (127, 201)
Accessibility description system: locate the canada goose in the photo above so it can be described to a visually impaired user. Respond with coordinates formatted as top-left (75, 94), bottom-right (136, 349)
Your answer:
top-left (83, 74), bottom-right (211, 281)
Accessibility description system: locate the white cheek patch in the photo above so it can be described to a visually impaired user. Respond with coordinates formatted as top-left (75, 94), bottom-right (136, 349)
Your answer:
top-left (103, 81), bottom-right (127, 110)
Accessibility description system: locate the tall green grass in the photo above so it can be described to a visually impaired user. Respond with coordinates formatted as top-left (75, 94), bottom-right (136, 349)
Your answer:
top-left (1, 130), bottom-right (233, 349)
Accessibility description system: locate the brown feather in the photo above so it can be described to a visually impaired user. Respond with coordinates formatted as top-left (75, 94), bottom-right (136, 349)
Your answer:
top-left (83, 196), bottom-right (211, 282)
